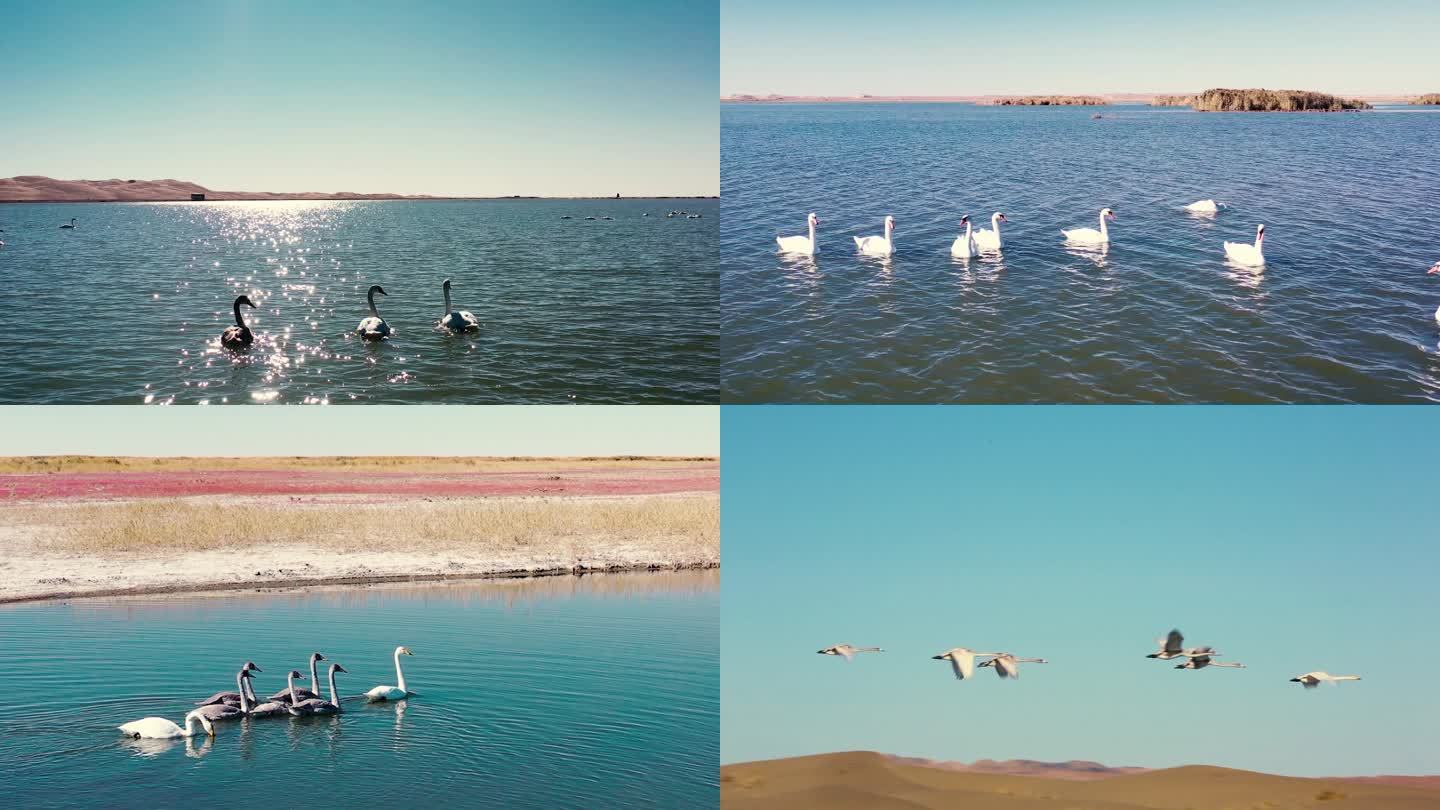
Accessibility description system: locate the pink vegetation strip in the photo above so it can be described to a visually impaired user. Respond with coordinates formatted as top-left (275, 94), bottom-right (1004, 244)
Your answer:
top-left (0, 466), bottom-right (718, 502)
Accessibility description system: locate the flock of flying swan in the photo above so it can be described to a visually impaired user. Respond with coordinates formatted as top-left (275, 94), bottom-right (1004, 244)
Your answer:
top-left (779, 203), bottom-right (1265, 266)
top-left (119, 647), bottom-right (415, 739)
top-left (219, 279), bottom-right (479, 349)
top-left (820, 629), bottom-right (1362, 688)
top-left (777, 206), bottom-right (1440, 322)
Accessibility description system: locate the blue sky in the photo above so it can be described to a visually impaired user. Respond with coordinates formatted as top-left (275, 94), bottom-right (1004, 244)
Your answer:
top-left (722, 406), bottom-right (1440, 777)
top-left (1, 0), bottom-right (716, 196)
top-left (0, 405), bottom-right (717, 456)
top-left (722, 0), bottom-right (1440, 97)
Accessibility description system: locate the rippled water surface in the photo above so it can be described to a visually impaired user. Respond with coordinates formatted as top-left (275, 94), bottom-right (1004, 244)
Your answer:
top-left (722, 104), bottom-right (1440, 402)
top-left (0, 199), bottom-right (717, 403)
top-left (0, 571), bottom-right (718, 809)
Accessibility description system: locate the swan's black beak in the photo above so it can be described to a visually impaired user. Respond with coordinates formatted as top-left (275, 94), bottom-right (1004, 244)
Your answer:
top-left (335, 664), bottom-right (348, 673)
top-left (931, 655), bottom-right (944, 660)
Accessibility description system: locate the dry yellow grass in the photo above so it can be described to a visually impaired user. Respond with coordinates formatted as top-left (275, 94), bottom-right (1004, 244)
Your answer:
top-left (17, 494), bottom-right (718, 557)
top-left (0, 455), bottom-right (715, 475)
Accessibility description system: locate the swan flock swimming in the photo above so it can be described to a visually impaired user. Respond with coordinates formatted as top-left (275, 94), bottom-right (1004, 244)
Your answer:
top-left (119, 646), bottom-right (413, 740)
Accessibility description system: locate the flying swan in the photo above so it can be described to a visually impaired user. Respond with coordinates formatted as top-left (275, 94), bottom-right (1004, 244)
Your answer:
top-left (1223, 224), bottom-right (1266, 267)
top-left (1290, 671), bottom-right (1361, 689)
top-left (438, 279), bottom-right (480, 332)
top-left (356, 285), bottom-right (392, 339)
top-left (1146, 629), bottom-right (1220, 661)
top-left (978, 653), bottom-right (1049, 679)
top-left (366, 646), bottom-right (415, 701)
top-left (816, 644), bottom-right (883, 661)
top-left (1175, 655), bottom-right (1245, 670)
top-left (776, 213), bottom-right (820, 255)
top-left (853, 216), bottom-right (896, 257)
top-left (931, 647), bottom-right (1001, 681)
top-left (1061, 208), bottom-right (1117, 245)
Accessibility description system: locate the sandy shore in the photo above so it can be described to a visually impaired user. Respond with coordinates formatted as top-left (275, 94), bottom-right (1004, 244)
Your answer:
top-left (0, 458), bottom-right (718, 604)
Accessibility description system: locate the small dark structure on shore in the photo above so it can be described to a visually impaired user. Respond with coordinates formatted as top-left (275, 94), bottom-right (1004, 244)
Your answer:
top-left (190, 193), bottom-right (205, 201)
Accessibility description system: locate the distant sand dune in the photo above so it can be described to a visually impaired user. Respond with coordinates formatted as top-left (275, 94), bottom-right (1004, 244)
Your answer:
top-left (0, 176), bottom-right (715, 202)
top-left (721, 751), bottom-right (1439, 809)
top-left (0, 175), bottom-right (430, 202)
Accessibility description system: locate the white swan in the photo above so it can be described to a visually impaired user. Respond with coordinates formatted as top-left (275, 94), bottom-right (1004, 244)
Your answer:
top-left (119, 711), bottom-right (214, 739)
top-left (366, 646), bottom-right (415, 701)
top-left (1290, 671), bottom-right (1361, 689)
top-left (1145, 629), bottom-right (1220, 661)
top-left (291, 663), bottom-right (346, 715)
top-left (972, 212), bottom-right (1007, 252)
top-left (439, 279), bottom-right (480, 332)
top-left (356, 285), bottom-right (392, 339)
top-left (59, 217), bottom-right (76, 229)
top-left (1175, 655), bottom-right (1245, 670)
top-left (1185, 199), bottom-right (1221, 213)
top-left (931, 647), bottom-right (1001, 681)
top-left (816, 644), bottom-right (883, 661)
top-left (776, 213), bottom-right (820, 255)
top-left (853, 215), bottom-right (896, 257)
top-left (977, 653), bottom-right (1049, 679)
top-left (1061, 207), bottom-right (1116, 245)
top-left (1428, 263), bottom-right (1440, 324)
top-left (1224, 224), bottom-right (1265, 267)
top-left (950, 215), bottom-right (977, 258)
top-left (268, 652), bottom-right (325, 703)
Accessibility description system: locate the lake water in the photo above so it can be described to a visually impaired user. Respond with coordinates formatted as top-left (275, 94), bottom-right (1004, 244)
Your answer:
top-left (0, 199), bottom-right (717, 403)
top-left (721, 104), bottom-right (1440, 402)
top-left (0, 571), bottom-right (718, 809)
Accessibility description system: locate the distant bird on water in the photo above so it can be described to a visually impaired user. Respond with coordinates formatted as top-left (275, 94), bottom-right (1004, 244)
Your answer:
top-left (60, 217), bottom-right (77, 229)
top-left (816, 644), bottom-right (882, 662)
top-left (220, 295), bottom-right (256, 350)
top-left (1223, 224), bottom-right (1266, 267)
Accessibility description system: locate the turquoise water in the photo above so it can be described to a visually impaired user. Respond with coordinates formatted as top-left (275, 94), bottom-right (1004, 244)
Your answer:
top-left (722, 103), bottom-right (1440, 402)
top-left (0, 199), bottom-right (717, 403)
top-left (0, 571), bottom-right (718, 808)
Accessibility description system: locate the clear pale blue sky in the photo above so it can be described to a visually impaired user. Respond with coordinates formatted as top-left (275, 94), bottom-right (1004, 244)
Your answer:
top-left (1, 0), bottom-right (717, 196)
top-left (722, 0), bottom-right (1440, 97)
top-left (0, 405), bottom-right (717, 456)
top-left (722, 406), bottom-right (1440, 777)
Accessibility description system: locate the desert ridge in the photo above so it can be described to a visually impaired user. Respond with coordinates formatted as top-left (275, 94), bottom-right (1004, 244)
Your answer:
top-left (720, 750), bottom-right (1440, 809)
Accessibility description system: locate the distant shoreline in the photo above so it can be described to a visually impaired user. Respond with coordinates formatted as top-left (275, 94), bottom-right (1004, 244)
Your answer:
top-left (722, 92), bottom-right (1420, 105)
top-left (0, 176), bottom-right (715, 204)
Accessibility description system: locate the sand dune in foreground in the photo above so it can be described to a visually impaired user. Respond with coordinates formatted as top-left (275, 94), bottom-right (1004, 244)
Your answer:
top-left (721, 751), bottom-right (1439, 809)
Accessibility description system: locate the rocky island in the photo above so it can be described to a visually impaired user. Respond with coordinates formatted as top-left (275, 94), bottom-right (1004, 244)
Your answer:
top-left (1151, 88), bottom-right (1371, 111)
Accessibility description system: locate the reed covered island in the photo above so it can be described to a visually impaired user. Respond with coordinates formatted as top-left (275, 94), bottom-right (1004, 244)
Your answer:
top-left (1152, 88), bottom-right (1372, 111)
top-left (0, 455), bottom-right (719, 603)
top-left (979, 95), bottom-right (1106, 106)
top-left (1410, 93), bottom-right (1440, 105)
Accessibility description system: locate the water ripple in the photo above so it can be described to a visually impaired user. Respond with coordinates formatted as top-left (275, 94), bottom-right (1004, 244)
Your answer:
top-left (721, 104), bottom-right (1440, 402)
top-left (0, 199), bottom-right (717, 404)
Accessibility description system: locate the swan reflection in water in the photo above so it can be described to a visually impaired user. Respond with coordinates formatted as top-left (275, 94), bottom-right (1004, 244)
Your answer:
top-left (120, 733), bottom-right (212, 760)
top-left (1223, 259), bottom-right (1267, 291)
top-left (1062, 241), bottom-right (1111, 271)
